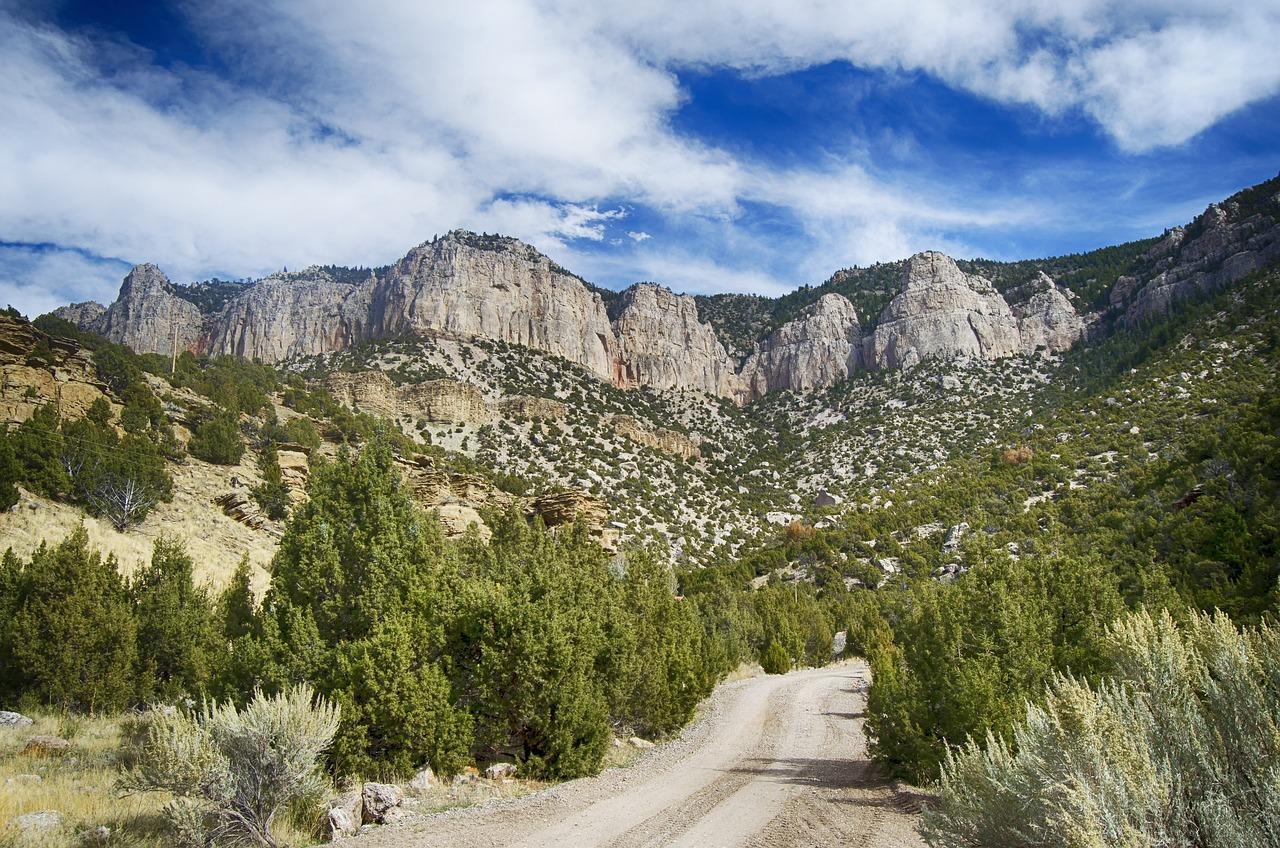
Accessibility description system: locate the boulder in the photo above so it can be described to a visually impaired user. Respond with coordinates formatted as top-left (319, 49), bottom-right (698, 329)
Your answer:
top-left (327, 791), bottom-right (363, 839)
top-left (361, 782), bottom-right (404, 825)
top-left (0, 710), bottom-right (33, 728)
top-left (407, 767), bottom-right (437, 793)
top-left (21, 735), bottom-right (72, 757)
top-left (485, 762), bottom-right (517, 780)
top-left (14, 811), bottom-right (64, 834)
top-left (942, 522), bottom-right (970, 554)
top-left (629, 736), bottom-right (655, 750)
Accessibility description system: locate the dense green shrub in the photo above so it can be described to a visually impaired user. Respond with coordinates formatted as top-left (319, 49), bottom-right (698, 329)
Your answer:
top-left (133, 537), bottom-right (222, 702)
top-left (189, 408), bottom-right (246, 465)
top-left (1, 528), bottom-right (138, 711)
top-left (866, 551), bottom-right (1123, 783)
top-left (923, 610), bottom-right (1280, 848)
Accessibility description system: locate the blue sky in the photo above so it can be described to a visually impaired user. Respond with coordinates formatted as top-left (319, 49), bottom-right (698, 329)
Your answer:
top-left (1, 1), bottom-right (1278, 317)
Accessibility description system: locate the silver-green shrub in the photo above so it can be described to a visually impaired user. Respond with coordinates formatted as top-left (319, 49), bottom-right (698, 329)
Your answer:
top-left (123, 684), bottom-right (339, 847)
top-left (922, 609), bottom-right (1280, 848)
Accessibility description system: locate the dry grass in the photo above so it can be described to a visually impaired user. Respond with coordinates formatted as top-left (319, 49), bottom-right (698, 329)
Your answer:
top-left (0, 713), bottom-right (168, 847)
top-left (0, 713), bottom-right (326, 848)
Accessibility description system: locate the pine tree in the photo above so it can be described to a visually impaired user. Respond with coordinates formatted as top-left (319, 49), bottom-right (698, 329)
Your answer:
top-left (132, 537), bottom-right (221, 702)
top-left (5, 528), bottom-right (137, 711)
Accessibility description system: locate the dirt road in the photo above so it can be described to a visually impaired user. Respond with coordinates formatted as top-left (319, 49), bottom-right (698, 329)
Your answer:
top-left (343, 661), bottom-right (927, 848)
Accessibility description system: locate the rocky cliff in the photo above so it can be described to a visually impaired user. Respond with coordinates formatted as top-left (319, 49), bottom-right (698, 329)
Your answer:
top-left (50, 176), bottom-right (1280, 403)
top-left (737, 293), bottom-right (861, 402)
top-left (1114, 189), bottom-right (1280, 325)
top-left (371, 234), bottom-right (617, 380)
top-left (870, 252), bottom-right (1024, 370)
top-left (612, 283), bottom-right (741, 396)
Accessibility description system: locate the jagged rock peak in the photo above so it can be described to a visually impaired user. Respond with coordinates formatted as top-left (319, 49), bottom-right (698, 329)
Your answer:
top-left (97, 264), bottom-right (204, 357)
top-left (375, 230), bottom-right (617, 379)
top-left (870, 252), bottom-right (1021, 370)
top-left (737, 293), bottom-right (862, 402)
top-left (612, 283), bottom-right (741, 397)
top-left (1010, 271), bottom-right (1083, 354)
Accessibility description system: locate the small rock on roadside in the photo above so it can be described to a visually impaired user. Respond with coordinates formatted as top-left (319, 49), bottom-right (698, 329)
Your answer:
top-left (629, 736), bottom-right (655, 750)
top-left (485, 762), bottom-right (517, 780)
top-left (327, 791), bottom-right (362, 838)
top-left (22, 735), bottom-right (72, 757)
top-left (361, 782), bottom-right (404, 825)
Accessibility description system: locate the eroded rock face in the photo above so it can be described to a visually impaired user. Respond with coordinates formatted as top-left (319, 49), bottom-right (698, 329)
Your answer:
top-left (97, 265), bottom-right (204, 357)
top-left (737, 293), bottom-right (861, 401)
top-left (0, 314), bottom-right (110, 424)
top-left (372, 233), bottom-right (617, 380)
top-left (323, 372), bottom-right (493, 425)
top-left (1121, 197), bottom-right (1280, 325)
top-left (871, 252), bottom-right (1022, 370)
top-left (1010, 272), bottom-right (1084, 354)
top-left (609, 415), bottom-right (700, 460)
top-left (612, 284), bottom-right (741, 396)
top-left (209, 270), bottom-right (372, 361)
top-left (499, 394), bottom-right (567, 421)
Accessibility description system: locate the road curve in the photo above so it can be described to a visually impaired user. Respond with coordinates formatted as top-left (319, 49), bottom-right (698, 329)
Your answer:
top-left (342, 661), bottom-right (926, 848)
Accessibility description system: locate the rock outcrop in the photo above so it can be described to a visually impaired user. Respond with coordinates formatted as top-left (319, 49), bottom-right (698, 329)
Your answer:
top-left (499, 394), bottom-right (567, 421)
top-left (0, 313), bottom-right (110, 424)
top-left (737, 293), bottom-right (861, 401)
top-left (324, 372), bottom-right (492, 425)
top-left (870, 252), bottom-right (1023, 370)
top-left (1009, 272), bottom-right (1084, 353)
top-left (371, 234), bottom-right (617, 379)
top-left (96, 265), bottom-right (204, 357)
top-left (612, 284), bottom-right (741, 396)
top-left (1119, 191), bottom-right (1280, 325)
top-left (609, 415), bottom-right (700, 460)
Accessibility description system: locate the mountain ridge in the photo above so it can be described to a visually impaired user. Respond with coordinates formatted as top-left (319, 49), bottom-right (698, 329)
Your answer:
top-left (52, 175), bottom-right (1280, 404)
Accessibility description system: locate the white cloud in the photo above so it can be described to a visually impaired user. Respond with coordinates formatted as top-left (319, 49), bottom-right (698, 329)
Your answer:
top-left (0, 0), bottom-right (1274, 307)
top-left (627, 231), bottom-right (652, 242)
top-left (0, 245), bottom-right (130, 319)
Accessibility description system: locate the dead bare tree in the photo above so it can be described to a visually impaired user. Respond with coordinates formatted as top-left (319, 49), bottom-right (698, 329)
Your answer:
top-left (90, 473), bottom-right (157, 531)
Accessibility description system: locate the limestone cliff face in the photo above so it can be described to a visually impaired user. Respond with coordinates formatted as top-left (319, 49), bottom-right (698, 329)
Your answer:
top-left (323, 371), bottom-right (493, 425)
top-left (612, 283), bottom-right (741, 396)
top-left (370, 233), bottom-right (617, 380)
top-left (1009, 272), bottom-right (1084, 353)
top-left (52, 301), bottom-right (107, 331)
top-left (737, 293), bottom-right (861, 402)
top-left (870, 252), bottom-right (1023, 370)
top-left (96, 265), bottom-right (204, 357)
top-left (208, 270), bottom-right (372, 361)
top-left (1119, 194), bottom-right (1280, 325)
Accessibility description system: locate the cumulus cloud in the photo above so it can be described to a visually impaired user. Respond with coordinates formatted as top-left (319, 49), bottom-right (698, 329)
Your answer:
top-left (627, 231), bottom-right (652, 242)
top-left (0, 0), bottom-right (1274, 310)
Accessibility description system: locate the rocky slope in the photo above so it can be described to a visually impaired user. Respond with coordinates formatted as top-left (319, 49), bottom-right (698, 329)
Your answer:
top-left (52, 176), bottom-right (1280, 405)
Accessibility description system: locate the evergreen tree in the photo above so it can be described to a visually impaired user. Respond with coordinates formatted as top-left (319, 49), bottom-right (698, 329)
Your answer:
top-left (132, 537), bottom-right (221, 702)
top-left (189, 408), bottom-right (245, 465)
top-left (0, 426), bottom-right (20, 510)
top-left (4, 528), bottom-right (137, 711)
top-left (251, 442), bottom-right (290, 521)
